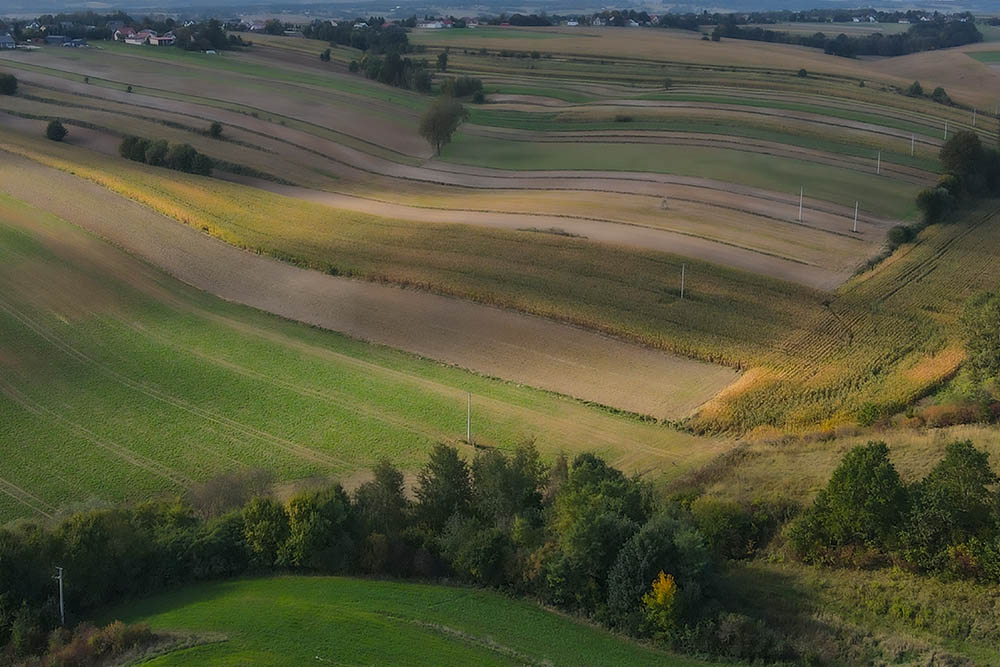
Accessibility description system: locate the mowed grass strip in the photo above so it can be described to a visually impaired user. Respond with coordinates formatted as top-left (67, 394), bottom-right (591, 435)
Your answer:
top-left (442, 134), bottom-right (920, 219)
top-left (0, 192), bottom-right (728, 523)
top-left (108, 577), bottom-right (705, 666)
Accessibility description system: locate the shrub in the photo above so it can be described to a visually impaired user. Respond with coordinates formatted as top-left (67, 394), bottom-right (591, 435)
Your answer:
top-left (887, 225), bottom-right (914, 247)
top-left (797, 68), bottom-right (807, 77)
top-left (0, 73), bottom-right (17, 95)
top-left (144, 139), bottom-right (169, 166)
top-left (348, 60), bottom-right (359, 72)
top-left (472, 89), bottom-right (485, 104)
top-left (663, 77), bottom-right (673, 89)
top-left (119, 135), bottom-right (150, 162)
top-left (788, 441), bottom-right (907, 561)
top-left (45, 120), bottom-right (67, 142)
top-left (930, 86), bottom-right (951, 105)
top-left (208, 121), bottom-right (223, 138)
top-left (906, 80), bottom-right (924, 97)
top-left (440, 75), bottom-right (482, 98)
top-left (915, 187), bottom-right (954, 224)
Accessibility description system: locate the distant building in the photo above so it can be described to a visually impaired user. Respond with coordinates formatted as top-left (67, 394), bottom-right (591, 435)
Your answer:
top-left (62, 38), bottom-right (87, 47)
top-left (0, 33), bottom-right (15, 49)
top-left (114, 27), bottom-right (136, 41)
top-left (150, 33), bottom-right (175, 46)
top-left (44, 35), bottom-right (68, 45)
top-left (418, 21), bottom-right (444, 29)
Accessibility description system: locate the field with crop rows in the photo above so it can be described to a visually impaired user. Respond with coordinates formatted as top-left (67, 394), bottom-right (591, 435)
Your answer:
top-left (0, 187), bottom-right (734, 523)
top-left (2, 26), bottom-right (999, 450)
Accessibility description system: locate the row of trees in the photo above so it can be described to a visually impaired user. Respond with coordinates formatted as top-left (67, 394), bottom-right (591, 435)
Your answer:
top-left (118, 135), bottom-right (213, 175)
top-left (790, 440), bottom-right (1000, 579)
top-left (713, 20), bottom-right (982, 58)
top-left (0, 445), bottom-right (794, 663)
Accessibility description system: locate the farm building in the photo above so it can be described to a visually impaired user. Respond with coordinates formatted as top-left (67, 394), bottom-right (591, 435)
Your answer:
top-left (0, 33), bottom-right (14, 49)
top-left (114, 27), bottom-right (136, 41)
top-left (44, 35), bottom-right (68, 45)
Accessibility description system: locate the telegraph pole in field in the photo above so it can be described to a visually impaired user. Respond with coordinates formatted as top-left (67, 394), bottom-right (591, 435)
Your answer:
top-left (798, 186), bottom-right (803, 222)
top-left (910, 134), bottom-right (914, 157)
top-left (466, 393), bottom-right (471, 444)
top-left (53, 567), bottom-right (64, 626)
top-left (680, 264), bottom-right (686, 300)
top-left (853, 202), bottom-right (859, 233)
top-left (876, 150), bottom-right (881, 175)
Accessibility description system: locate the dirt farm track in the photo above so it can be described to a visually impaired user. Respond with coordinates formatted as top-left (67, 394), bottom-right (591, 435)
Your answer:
top-left (0, 153), bottom-right (739, 419)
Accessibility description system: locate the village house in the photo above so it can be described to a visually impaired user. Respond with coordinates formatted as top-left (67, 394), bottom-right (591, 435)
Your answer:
top-left (114, 27), bottom-right (136, 41)
top-left (0, 33), bottom-right (15, 49)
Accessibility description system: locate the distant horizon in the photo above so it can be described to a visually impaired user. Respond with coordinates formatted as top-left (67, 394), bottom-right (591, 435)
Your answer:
top-left (1, 0), bottom-right (998, 20)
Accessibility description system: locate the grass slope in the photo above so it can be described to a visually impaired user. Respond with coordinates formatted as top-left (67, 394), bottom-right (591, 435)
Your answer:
top-left (107, 577), bottom-right (708, 666)
top-left (0, 190), bottom-right (726, 524)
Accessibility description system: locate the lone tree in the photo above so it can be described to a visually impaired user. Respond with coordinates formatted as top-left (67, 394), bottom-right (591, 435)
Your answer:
top-left (208, 121), bottom-right (223, 139)
top-left (0, 73), bottom-right (16, 95)
top-left (419, 96), bottom-right (467, 156)
top-left (436, 51), bottom-right (448, 72)
top-left (45, 120), bottom-right (67, 142)
top-left (940, 130), bottom-right (983, 179)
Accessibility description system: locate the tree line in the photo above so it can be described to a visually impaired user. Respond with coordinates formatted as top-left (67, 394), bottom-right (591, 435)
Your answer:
top-left (118, 135), bottom-right (213, 176)
top-left (790, 440), bottom-right (1000, 579)
top-left (712, 19), bottom-right (982, 58)
top-left (0, 444), bottom-right (799, 664)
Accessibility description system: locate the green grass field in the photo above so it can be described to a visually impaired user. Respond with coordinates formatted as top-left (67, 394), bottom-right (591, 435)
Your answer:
top-left (443, 135), bottom-right (921, 219)
top-left (968, 51), bottom-right (1000, 63)
top-left (0, 190), bottom-right (726, 523)
top-left (106, 576), bottom-right (707, 666)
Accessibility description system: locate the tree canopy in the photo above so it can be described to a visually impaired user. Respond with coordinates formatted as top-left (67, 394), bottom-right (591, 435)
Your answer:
top-left (419, 97), bottom-right (468, 156)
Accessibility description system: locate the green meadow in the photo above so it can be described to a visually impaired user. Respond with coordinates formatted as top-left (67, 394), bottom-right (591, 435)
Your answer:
top-left (108, 576), bottom-right (707, 666)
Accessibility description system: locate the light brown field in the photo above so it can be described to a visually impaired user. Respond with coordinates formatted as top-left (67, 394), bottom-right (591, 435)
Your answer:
top-left (0, 152), bottom-right (739, 420)
top-left (0, 80), bottom-right (891, 288)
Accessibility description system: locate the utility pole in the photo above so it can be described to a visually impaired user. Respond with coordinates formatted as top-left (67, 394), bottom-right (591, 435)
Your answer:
top-left (876, 150), bottom-right (881, 175)
top-left (53, 567), bottom-right (64, 626)
top-left (853, 201), bottom-right (859, 233)
top-left (972, 107), bottom-right (977, 127)
top-left (798, 186), bottom-right (803, 222)
top-left (910, 134), bottom-right (914, 157)
top-left (944, 120), bottom-right (948, 141)
top-left (680, 264), bottom-right (686, 300)
top-left (466, 393), bottom-right (471, 444)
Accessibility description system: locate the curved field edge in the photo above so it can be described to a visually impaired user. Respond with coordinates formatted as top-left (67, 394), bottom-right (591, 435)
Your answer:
top-left (3, 131), bottom-right (997, 433)
top-left (103, 576), bottom-right (710, 666)
top-left (0, 188), bottom-right (734, 524)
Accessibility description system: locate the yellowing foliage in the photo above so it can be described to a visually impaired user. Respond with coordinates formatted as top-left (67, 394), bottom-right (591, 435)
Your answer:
top-left (642, 571), bottom-right (679, 634)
